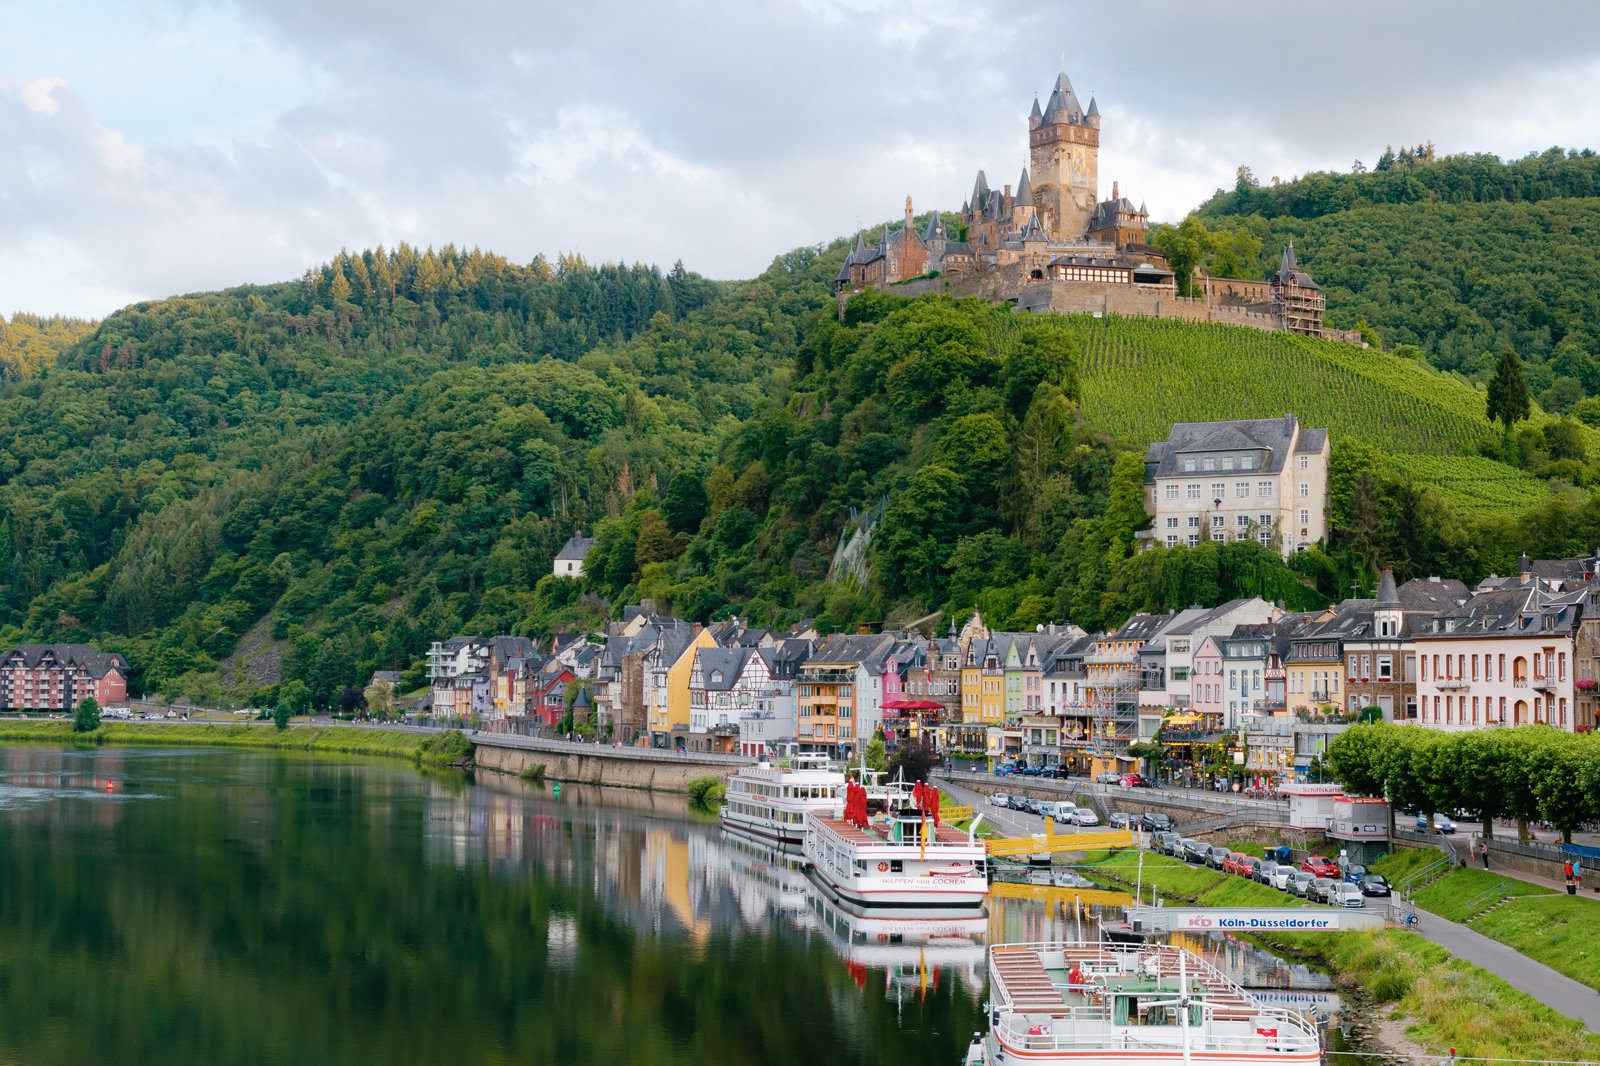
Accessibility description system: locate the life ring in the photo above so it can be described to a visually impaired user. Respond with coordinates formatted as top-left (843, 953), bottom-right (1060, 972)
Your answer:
top-left (877, 861), bottom-right (890, 873)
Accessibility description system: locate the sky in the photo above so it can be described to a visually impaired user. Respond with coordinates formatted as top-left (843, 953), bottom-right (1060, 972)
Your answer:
top-left (4, 0), bottom-right (1600, 318)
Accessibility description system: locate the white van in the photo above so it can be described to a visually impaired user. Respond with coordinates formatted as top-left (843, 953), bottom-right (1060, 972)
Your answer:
top-left (1040, 801), bottom-right (1078, 821)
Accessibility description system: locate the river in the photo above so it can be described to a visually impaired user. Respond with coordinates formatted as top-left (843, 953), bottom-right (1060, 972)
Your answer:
top-left (0, 747), bottom-right (1345, 1065)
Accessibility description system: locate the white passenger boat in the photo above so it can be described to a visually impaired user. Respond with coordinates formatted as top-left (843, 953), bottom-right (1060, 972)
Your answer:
top-left (804, 781), bottom-right (988, 909)
top-left (720, 753), bottom-right (845, 852)
top-left (963, 941), bottom-right (1321, 1066)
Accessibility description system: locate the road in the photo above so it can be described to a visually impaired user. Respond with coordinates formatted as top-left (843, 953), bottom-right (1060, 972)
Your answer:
top-left (936, 774), bottom-right (1110, 841)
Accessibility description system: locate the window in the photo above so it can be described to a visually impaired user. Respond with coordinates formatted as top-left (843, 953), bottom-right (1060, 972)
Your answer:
top-left (1299, 455), bottom-right (1309, 470)
top-left (1257, 481), bottom-right (1273, 497)
top-left (1164, 484), bottom-right (1179, 501)
top-left (1258, 531), bottom-right (1272, 547)
top-left (1212, 515), bottom-right (1226, 529)
top-left (1183, 458), bottom-right (1196, 472)
top-left (1259, 514), bottom-right (1273, 527)
top-left (1187, 483), bottom-right (1201, 500)
top-left (1166, 535), bottom-right (1177, 548)
top-left (1187, 534), bottom-right (1199, 547)
top-left (1222, 457), bottom-right (1235, 471)
top-left (1299, 483), bottom-right (1310, 498)
top-left (1203, 457), bottom-right (1215, 471)
top-left (1241, 456), bottom-right (1254, 470)
top-left (1166, 516), bottom-right (1179, 529)
top-left (1236, 514), bottom-right (1250, 528)
top-left (1377, 656), bottom-right (1393, 682)
top-left (1210, 482), bottom-right (1225, 499)
top-left (1188, 516), bottom-right (1201, 528)
top-left (1235, 482), bottom-right (1250, 498)
top-left (1299, 509), bottom-right (1309, 525)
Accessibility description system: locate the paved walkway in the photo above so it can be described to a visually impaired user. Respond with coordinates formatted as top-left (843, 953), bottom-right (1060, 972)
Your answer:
top-left (1411, 903), bottom-right (1600, 1029)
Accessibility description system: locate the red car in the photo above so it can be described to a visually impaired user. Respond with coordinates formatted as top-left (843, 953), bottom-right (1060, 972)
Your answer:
top-left (1118, 773), bottom-right (1149, 788)
top-left (1302, 855), bottom-right (1339, 878)
top-left (1223, 852), bottom-right (1250, 875)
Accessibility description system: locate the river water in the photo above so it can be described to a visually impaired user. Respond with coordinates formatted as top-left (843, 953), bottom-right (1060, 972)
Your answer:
top-left (0, 747), bottom-right (1341, 1065)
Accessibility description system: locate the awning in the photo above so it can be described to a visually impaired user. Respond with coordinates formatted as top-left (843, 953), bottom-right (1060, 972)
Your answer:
top-left (882, 699), bottom-right (944, 711)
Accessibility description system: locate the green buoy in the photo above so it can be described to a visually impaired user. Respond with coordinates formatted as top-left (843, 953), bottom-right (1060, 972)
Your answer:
top-left (552, 782), bottom-right (561, 796)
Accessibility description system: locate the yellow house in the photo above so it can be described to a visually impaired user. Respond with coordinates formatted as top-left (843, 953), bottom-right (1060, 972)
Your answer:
top-left (648, 626), bottom-right (718, 746)
top-left (1285, 626), bottom-right (1343, 715)
top-left (667, 629), bottom-right (717, 734)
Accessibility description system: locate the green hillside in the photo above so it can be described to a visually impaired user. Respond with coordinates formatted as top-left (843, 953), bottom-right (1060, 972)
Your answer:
top-left (1, 219), bottom-right (1597, 709)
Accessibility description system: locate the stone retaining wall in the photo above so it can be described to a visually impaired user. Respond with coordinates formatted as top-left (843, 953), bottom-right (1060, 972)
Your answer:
top-left (471, 739), bottom-right (738, 794)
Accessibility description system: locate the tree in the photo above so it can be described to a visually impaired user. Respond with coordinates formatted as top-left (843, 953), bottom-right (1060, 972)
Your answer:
top-left (865, 729), bottom-right (889, 773)
top-left (72, 696), bottom-right (101, 733)
top-left (364, 678), bottom-right (396, 720)
top-left (890, 737), bottom-right (938, 783)
top-left (273, 703), bottom-right (292, 731)
top-left (278, 679), bottom-right (311, 713)
top-left (1486, 348), bottom-right (1531, 429)
top-left (337, 686), bottom-right (367, 716)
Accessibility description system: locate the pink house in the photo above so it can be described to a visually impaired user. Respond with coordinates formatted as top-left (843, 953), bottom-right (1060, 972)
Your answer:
top-left (1189, 636), bottom-right (1226, 725)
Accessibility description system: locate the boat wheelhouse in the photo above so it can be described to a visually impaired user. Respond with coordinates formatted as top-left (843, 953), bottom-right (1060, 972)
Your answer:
top-left (721, 753), bottom-right (845, 852)
top-left (964, 941), bottom-right (1321, 1066)
top-left (804, 781), bottom-right (988, 910)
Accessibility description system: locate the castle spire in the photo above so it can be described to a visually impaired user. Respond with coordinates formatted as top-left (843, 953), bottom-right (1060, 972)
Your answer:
top-left (1015, 167), bottom-right (1034, 207)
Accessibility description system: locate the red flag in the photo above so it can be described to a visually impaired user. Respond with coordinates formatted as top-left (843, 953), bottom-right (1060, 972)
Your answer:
top-left (931, 788), bottom-right (941, 827)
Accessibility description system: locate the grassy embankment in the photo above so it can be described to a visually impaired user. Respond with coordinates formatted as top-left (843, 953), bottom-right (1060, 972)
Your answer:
top-left (1084, 848), bottom-right (1287, 906)
top-left (1372, 848), bottom-right (1600, 991)
top-left (0, 719), bottom-right (434, 762)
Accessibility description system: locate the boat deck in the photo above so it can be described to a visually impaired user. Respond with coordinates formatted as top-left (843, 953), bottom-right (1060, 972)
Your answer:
top-left (813, 817), bottom-right (972, 846)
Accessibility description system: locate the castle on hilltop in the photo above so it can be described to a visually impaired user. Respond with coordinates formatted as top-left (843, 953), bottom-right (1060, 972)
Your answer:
top-left (837, 69), bottom-right (1355, 343)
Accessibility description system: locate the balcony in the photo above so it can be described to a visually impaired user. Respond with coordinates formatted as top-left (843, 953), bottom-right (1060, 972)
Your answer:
top-left (1532, 677), bottom-right (1556, 692)
top-left (1435, 679), bottom-right (1469, 691)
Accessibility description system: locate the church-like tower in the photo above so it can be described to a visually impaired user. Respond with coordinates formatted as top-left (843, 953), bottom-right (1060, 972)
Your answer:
top-left (1028, 71), bottom-right (1100, 242)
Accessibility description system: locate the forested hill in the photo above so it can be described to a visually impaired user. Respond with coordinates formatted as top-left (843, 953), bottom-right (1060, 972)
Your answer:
top-left (6, 213), bottom-right (1600, 711)
top-left (1187, 147), bottom-right (1600, 385)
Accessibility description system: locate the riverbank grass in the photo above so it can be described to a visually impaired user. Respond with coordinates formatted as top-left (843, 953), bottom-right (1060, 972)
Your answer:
top-left (0, 719), bottom-right (430, 760)
top-left (1409, 867), bottom-right (1554, 921)
top-left (1279, 929), bottom-right (1600, 1063)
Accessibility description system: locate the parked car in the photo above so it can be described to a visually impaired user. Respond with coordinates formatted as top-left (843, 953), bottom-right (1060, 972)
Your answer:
top-left (1256, 861), bottom-right (1280, 885)
top-left (1205, 845), bottom-right (1233, 869)
top-left (1008, 795), bottom-right (1031, 812)
top-left (1069, 807), bottom-right (1100, 827)
top-left (1360, 873), bottom-right (1392, 897)
top-left (1301, 855), bottom-right (1340, 878)
top-left (1118, 773), bottom-right (1151, 788)
top-left (1240, 857), bottom-right (1264, 881)
top-left (1181, 838), bottom-right (1209, 864)
top-left (1139, 812), bottom-right (1175, 832)
top-left (1308, 877), bottom-right (1339, 903)
top-left (1270, 865), bottom-right (1295, 891)
top-left (1154, 831), bottom-right (1182, 855)
top-left (1109, 812), bottom-right (1133, 829)
top-left (1220, 851), bottom-right (1247, 874)
top-left (1415, 813), bottom-right (1458, 834)
top-left (1287, 870), bottom-right (1316, 897)
top-left (1049, 766), bottom-right (1073, 779)
top-left (1343, 864), bottom-right (1368, 884)
top-left (1038, 801), bottom-right (1072, 820)
top-left (1332, 882), bottom-right (1366, 908)
top-left (989, 793), bottom-right (1011, 807)
top-left (1095, 771), bottom-right (1122, 784)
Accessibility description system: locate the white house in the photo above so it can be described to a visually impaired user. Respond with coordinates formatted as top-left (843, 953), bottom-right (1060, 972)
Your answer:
top-left (554, 533), bottom-right (596, 577)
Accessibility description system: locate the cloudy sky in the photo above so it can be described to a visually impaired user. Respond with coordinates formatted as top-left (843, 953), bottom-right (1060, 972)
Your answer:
top-left (5, 0), bottom-right (1600, 318)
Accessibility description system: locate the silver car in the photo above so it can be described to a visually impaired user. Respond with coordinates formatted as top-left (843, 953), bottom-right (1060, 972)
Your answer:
top-left (1308, 876), bottom-right (1338, 903)
top-left (1069, 807), bottom-right (1100, 826)
top-left (1288, 870), bottom-right (1316, 896)
top-left (1332, 882), bottom-right (1365, 908)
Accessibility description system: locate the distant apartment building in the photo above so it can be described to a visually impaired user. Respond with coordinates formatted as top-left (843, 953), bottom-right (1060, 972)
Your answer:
top-left (0, 644), bottom-right (129, 712)
top-left (1141, 415), bottom-right (1329, 558)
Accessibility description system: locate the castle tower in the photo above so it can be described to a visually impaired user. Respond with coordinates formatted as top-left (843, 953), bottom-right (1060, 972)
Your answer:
top-left (1029, 71), bottom-right (1100, 242)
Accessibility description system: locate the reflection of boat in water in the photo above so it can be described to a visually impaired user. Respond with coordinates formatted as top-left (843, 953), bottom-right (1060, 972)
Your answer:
top-left (721, 754), bottom-right (844, 852)
top-left (806, 889), bottom-right (985, 969)
top-left (805, 784), bottom-right (988, 910)
top-left (722, 832), bottom-right (813, 915)
top-left (991, 864), bottom-right (1093, 890)
top-left (964, 940), bottom-right (1321, 1066)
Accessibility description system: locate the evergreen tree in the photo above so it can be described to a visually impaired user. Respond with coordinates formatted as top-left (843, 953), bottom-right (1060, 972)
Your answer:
top-left (1486, 348), bottom-right (1531, 430)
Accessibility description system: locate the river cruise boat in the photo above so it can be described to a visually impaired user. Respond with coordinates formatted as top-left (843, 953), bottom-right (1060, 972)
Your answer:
top-left (963, 941), bottom-right (1321, 1066)
top-left (804, 781), bottom-right (988, 910)
top-left (720, 754), bottom-right (846, 852)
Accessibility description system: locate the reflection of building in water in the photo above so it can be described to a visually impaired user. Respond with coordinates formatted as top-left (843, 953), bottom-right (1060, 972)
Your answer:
top-left (721, 833), bottom-right (812, 926)
top-left (643, 826), bottom-right (710, 943)
top-left (1170, 930), bottom-right (1335, 992)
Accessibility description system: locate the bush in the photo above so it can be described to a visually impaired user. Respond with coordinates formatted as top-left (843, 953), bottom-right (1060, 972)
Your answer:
top-left (72, 697), bottom-right (101, 733)
top-left (518, 763), bottom-right (546, 783)
top-left (687, 774), bottom-right (726, 806)
top-left (416, 729), bottom-right (473, 768)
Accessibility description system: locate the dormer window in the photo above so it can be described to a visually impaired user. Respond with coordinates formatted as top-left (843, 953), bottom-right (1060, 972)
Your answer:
top-left (710, 670), bottom-right (723, 683)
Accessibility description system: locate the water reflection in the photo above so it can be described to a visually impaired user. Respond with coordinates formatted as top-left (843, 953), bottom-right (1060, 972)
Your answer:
top-left (0, 747), bottom-right (1343, 1066)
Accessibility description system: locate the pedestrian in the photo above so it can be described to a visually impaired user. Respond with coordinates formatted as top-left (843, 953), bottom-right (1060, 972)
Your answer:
top-left (1575, 858), bottom-right (1583, 893)
top-left (1564, 859), bottom-right (1576, 894)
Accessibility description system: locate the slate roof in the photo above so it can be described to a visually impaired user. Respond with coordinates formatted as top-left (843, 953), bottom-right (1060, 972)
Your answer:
top-left (0, 644), bottom-right (128, 678)
top-left (808, 633), bottom-right (894, 667)
top-left (1416, 585), bottom-right (1585, 639)
top-left (922, 211), bottom-right (946, 242)
top-left (1018, 214), bottom-right (1047, 242)
top-left (1015, 168), bottom-right (1034, 208)
top-left (1143, 415), bottom-right (1326, 480)
top-left (696, 647), bottom-right (751, 691)
top-left (1043, 71), bottom-right (1084, 122)
top-left (1275, 242), bottom-right (1320, 290)
top-left (556, 535), bottom-right (596, 562)
top-left (1110, 613), bottom-right (1171, 643)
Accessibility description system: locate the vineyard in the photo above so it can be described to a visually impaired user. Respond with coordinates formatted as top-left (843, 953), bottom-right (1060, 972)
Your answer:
top-left (1385, 454), bottom-right (1555, 515)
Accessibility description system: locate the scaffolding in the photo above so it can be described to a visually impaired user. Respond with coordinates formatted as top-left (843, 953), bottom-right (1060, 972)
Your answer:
top-left (1086, 646), bottom-right (1141, 772)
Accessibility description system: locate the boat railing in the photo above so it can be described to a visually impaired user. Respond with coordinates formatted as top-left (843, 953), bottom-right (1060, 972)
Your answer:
top-left (993, 1005), bottom-right (1320, 1054)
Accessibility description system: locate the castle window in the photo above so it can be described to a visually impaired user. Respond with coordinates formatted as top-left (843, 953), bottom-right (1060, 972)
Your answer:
top-left (1183, 459), bottom-right (1196, 472)
top-left (1164, 485), bottom-right (1178, 500)
top-left (1222, 457), bottom-right (1235, 471)
top-left (1299, 455), bottom-right (1309, 470)
top-left (1236, 515), bottom-right (1250, 529)
top-left (1186, 483), bottom-right (1201, 500)
top-left (1257, 481), bottom-right (1273, 497)
top-left (1203, 457), bottom-right (1216, 471)
top-left (1235, 482), bottom-right (1249, 498)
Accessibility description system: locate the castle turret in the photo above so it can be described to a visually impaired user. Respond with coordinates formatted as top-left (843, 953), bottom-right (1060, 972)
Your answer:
top-left (1028, 96), bottom-right (1043, 131)
top-left (1030, 70), bottom-right (1099, 242)
top-left (1013, 167), bottom-right (1036, 227)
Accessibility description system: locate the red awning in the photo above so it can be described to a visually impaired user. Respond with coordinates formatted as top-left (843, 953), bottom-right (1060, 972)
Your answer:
top-left (883, 699), bottom-right (944, 711)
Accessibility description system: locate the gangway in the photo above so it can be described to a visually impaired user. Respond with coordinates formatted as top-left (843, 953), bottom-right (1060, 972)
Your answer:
top-left (984, 822), bottom-right (1137, 859)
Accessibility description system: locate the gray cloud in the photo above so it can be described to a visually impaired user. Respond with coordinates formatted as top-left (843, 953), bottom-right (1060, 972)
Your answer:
top-left (2, 0), bottom-right (1599, 317)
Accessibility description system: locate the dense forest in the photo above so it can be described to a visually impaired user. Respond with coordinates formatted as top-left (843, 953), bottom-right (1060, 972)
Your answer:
top-left (7, 174), bottom-right (1600, 710)
top-left (1182, 148), bottom-right (1600, 382)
